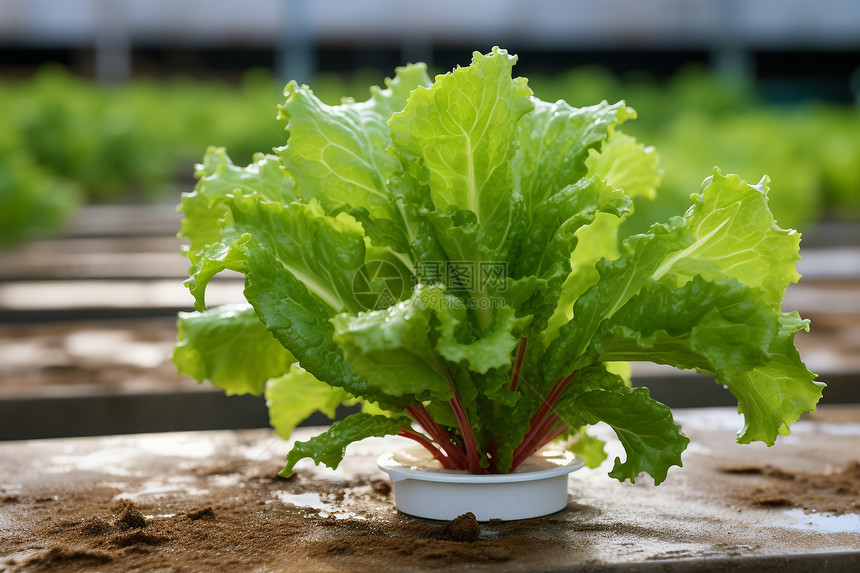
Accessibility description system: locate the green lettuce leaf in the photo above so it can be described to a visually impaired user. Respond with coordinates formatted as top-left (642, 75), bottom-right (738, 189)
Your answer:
top-left (280, 413), bottom-right (412, 477)
top-left (330, 287), bottom-right (454, 401)
top-left (567, 429), bottom-right (608, 469)
top-left (592, 276), bottom-right (822, 445)
top-left (542, 169), bottom-right (818, 453)
top-left (389, 47), bottom-right (532, 269)
top-left (513, 177), bottom-right (628, 279)
top-left (242, 243), bottom-right (403, 409)
top-left (514, 99), bottom-right (635, 214)
top-left (585, 130), bottom-right (660, 200)
top-left (187, 197), bottom-right (366, 312)
top-left (180, 147), bottom-right (295, 265)
top-left (566, 386), bottom-right (689, 485)
top-left (513, 178), bottom-right (631, 336)
top-left (595, 276), bottom-right (775, 372)
top-left (544, 169), bottom-right (804, 382)
top-left (727, 313), bottom-right (822, 445)
top-left (266, 364), bottom-right (353, 439)
top-left (173, 303), bottom-right (294, 395)
top-left (543, 212), bottom-right (624, 343)
top-left (651, 170), bottom-right (801, 304)
top-left (276, 64), bottom-right (429, 238)
top-left (436, 304), bottom-right (531, 375)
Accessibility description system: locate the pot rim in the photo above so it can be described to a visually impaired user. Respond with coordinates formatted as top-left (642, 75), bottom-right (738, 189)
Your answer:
top-left (377, 449), bottom-right (585, 484)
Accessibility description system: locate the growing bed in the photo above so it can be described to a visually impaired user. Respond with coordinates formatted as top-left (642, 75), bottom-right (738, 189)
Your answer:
top-left (1, 408), bottom-right (859, 572)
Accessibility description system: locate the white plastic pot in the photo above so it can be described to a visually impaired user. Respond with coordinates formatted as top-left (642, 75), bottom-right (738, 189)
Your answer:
top-left (377, 448), bottom-right (584, 521)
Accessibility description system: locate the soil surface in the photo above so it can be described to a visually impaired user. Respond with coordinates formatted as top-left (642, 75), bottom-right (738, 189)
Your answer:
top-left (1, 407), bottom-right (858, 572)
top-left (719, 462), bottom-right (860, 515)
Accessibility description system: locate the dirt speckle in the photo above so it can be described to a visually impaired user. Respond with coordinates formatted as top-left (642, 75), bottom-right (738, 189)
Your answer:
top-left (445, 512), bottom-right (481, 542)
top-left (753, 497), bottom-right (792, 507)
top-left (720, 466), bottom-right (766, 475)
top-left (108, 530), bottom-right (167, 547)
top-left (186, 507), bottom-right (215, 521)
top-left (370, 479), bottom-right (391, 497)
top-left (113, 500), bottom-right (147, 530)
top-left (79, 516), bottom-right (111, 535)
top-left (193, 461), bottom-right (243, 476)
top-left (305, 514), bottom-right (532, 564)
top-left (24, 546), bottom-right (113, 568)
top-left (722, 461), bottom-right (860, 514)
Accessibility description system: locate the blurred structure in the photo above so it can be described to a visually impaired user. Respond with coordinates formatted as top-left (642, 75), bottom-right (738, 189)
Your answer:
top-left (0, 0), bottom-right (859, 100)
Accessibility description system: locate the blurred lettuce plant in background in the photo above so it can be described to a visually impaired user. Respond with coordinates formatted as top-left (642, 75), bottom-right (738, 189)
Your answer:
top-left (1, 62), bottom-right (858, 247)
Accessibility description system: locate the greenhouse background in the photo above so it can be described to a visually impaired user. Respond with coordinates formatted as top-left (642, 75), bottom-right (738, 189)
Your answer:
top-left (1, 0), bottom-right (859, 435)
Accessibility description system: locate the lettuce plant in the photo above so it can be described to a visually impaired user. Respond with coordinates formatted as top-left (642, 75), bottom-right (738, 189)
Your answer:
top-left (173, 48), bottom-right (822, 483)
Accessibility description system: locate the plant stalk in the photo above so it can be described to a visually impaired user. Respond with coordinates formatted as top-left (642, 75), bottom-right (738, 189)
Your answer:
top-left (440, 369), bottom-right (483, 474)
top-left (509, 337), bottom-right (528, 392)
top-left (404, 404), bottom-right (469, 468)
top-left (538, 423), bottom-right (571, 450)
top-left (511, 413), bottom-right (560, 469)
top-left (448, 396), bottom-right (483, 473)
top-left (398, 429), bottom-right (458, 469)
top-left (510, 369), bottom-right (578, 470)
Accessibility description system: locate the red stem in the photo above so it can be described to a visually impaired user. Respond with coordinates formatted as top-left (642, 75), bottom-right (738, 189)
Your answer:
top-left (510, 369), bottom-right (579, 470)
top-left (438, 368), bottom-right (483, 474)
top-left (398, 429), bottom-right (457, 469)
top-left (538, 423), bottom-right (571, 450)
top-left (534, 413), bottom-right (560, 443)
top-left (511, 414), bottom-right (560, 469)
top-left (405, 404), bottom-right (468, 468)
top-left (512, 415), bottom-right (553, 468)
top-left (449, 396), bottom-right (483, 474)
top-left (509, 337), bottom-right (528, 392)
top-left (522, 370), bottom-right (577, 442)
